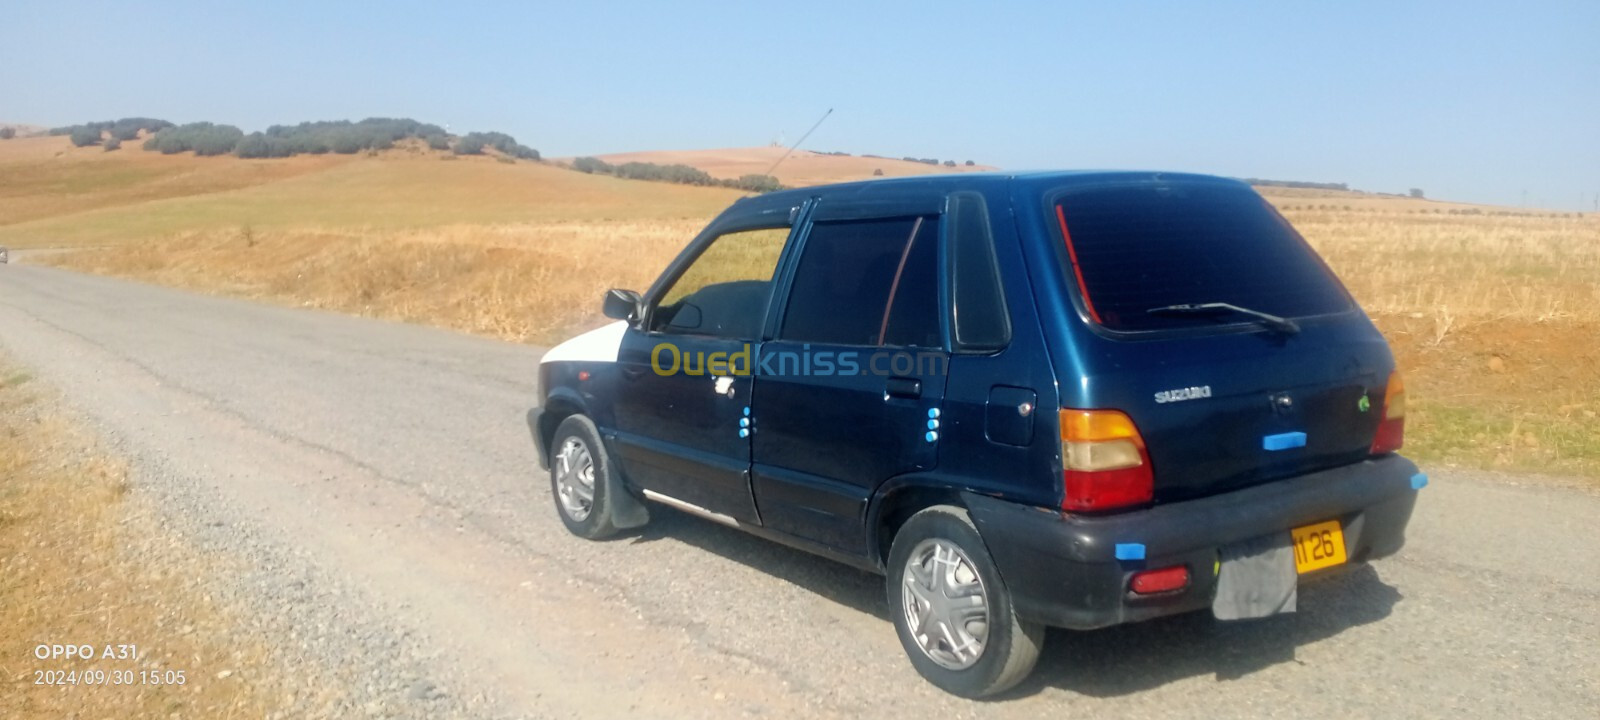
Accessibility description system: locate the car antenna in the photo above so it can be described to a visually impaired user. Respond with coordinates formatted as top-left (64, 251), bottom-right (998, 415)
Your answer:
top-left (764, 108), bottom-right (833, 178)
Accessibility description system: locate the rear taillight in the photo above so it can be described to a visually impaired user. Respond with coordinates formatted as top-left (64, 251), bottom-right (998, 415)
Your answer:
top-left (1370, 371), bottom-right (1406, 455)
top-left (1061, 409), bottom-right (1153, 512)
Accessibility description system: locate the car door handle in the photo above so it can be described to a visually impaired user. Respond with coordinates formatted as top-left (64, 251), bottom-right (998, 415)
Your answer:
top-left (620, 365), bottom-right (647, 379)
top-left (886, 377), bottom-right (922, 399)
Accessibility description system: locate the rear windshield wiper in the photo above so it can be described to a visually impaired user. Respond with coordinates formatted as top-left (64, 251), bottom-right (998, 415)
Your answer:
top-left (1145, 302), bottom-right (1301, 334)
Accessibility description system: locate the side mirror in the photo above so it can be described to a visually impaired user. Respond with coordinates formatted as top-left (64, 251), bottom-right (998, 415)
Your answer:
top-left (602, 288), bottom-right (642, 321)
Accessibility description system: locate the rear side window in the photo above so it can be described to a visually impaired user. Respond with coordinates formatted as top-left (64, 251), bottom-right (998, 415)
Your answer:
top-left (1052, 182), bottom-right (1352, 332)
top-left (780, 216), bottom-right (941, 348)
top-left (947, 192), bottom-right (1010, 350)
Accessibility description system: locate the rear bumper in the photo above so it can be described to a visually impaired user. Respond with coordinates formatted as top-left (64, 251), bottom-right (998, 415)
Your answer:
top-left (965, 454), bottom-right (1422, 630)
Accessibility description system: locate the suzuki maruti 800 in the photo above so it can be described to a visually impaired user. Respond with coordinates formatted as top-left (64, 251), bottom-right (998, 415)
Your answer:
top-left (528, 171), bottom-right (1423, 697)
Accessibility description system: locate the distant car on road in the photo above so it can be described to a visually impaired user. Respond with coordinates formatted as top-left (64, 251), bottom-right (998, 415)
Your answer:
top-left (0, 246), bottom-right (8, 264)
top-left (528, 171), bottom-right (1424, 697)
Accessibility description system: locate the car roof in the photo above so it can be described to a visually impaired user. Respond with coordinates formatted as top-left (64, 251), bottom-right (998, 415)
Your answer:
top-left (740, 170), bottom-right (1249, 209)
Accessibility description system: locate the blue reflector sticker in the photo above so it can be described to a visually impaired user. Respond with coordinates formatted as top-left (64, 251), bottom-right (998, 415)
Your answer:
top-left (928, 408), bottom-right (941, 419)
top-left (924, 431), bottom-right (938, 443)
top-left (1411, 472), bottom-right (1429, 490)
top-left (1115, 543), bottom-right (1146, 561)
top-left (1263, 431), bottom-right (1307, 451)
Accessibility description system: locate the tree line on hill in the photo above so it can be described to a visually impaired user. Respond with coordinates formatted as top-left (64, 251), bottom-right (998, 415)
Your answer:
top-left (231, 118), bottom-right (450, 157)
top-left (48, 117), bottom-right (539, 160)
top-left (47, 116), bottom-right (792, 193)
top-left (1240, 178), bottom-right (1351, 192)
top-left (571, 157), bottom-right (783, 193)
top-left (903, 156), bottom-right (974, 168)
top-left (52, 118), bottom-right (174, 150)
top-left (828, 151), bottom-right (977, 167)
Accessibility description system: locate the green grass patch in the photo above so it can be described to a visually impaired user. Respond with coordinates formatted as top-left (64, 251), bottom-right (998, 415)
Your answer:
top-left (1408, 401), bottom-right (1600, 477)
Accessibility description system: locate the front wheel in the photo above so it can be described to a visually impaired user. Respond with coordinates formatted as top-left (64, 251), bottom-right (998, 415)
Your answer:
top-left (887, 505), bottom-right (1044, 698)
top-left (549, 414), bottom-right (624, 539)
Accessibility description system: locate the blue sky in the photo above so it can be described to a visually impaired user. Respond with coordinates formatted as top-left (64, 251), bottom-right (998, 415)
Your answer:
top-left (4, 1), bottom-right (1596, 209)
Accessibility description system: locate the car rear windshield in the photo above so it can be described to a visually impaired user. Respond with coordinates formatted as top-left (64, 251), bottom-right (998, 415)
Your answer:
top-left (1052, 181), bottom-right (1353, 332)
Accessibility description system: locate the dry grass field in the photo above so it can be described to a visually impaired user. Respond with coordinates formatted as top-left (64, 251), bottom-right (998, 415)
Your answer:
top-left (0, 138), bottom-right (744, 250)
top-left (0, 364), bottom-right (280, 718)
top-left (6, 134), bottom-right (1596, 477)
top-left (1275, 200), bottom-right (1600, 477)
top-left (46, 219), bottom-right (708, 343)
top-left (0, 134), bottom-right (354, 228)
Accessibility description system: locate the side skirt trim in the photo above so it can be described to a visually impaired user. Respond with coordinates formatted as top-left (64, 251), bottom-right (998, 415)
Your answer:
top-left (642, 489), bottom-right (743, 529)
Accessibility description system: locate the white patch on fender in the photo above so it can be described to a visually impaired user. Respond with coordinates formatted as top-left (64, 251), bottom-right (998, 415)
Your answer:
top-left (539, 321), bottom-right (628, 364)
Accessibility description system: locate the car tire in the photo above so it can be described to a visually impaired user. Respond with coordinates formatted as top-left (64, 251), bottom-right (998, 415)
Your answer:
top-left (887, 504), bottom-right (1044, 698)
top-left (549, 414), bottom-right (624, 540)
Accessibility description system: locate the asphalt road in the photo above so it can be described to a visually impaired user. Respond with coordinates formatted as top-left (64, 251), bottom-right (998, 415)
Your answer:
top-left (2, 264), bottom-right (1596, 719)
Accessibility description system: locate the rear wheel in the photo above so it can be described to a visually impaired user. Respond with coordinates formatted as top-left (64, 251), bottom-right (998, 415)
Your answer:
top-left (550, 414), bottom-right (623, 539)
top-left (887, 505), bottom-right (1043, 698)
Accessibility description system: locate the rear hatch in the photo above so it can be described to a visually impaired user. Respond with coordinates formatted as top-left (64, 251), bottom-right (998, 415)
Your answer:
top-left (1050, 177), bottom-right (1394, 503)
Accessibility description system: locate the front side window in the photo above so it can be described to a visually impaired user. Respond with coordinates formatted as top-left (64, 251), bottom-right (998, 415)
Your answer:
top-left (779, 216), bottom-right (941, 348)
top-left (650, 226), bottom-right (789, 339)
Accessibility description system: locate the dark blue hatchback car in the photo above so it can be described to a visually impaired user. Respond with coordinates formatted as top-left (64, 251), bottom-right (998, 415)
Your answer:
top-left (528, 171), bottom-right (1423, 697)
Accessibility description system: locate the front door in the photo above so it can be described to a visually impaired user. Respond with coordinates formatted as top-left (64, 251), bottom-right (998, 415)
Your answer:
top-left (751, 211), bottom-right (949, 554)
top-left (611, 222), bottom-right (793, 524)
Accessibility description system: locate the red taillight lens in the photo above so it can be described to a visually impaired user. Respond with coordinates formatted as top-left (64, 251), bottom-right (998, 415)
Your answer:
top-left (1061, 409), bottom-right (1153, 512)
top-left (1371, 371), bottom-right (1406, 455)
top-left (1130, 565), bottom-right (1190, 594)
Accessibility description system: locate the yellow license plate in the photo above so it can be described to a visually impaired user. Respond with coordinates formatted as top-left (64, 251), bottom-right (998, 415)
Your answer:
top-left (1291, 520), bottom-right (1347, 574)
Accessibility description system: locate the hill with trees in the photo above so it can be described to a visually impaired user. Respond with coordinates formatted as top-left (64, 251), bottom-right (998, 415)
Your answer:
top-left (575, 147), bottom-right (995, 188)
top-left (53, 118), bottom-right (174, 147)
top-left (572, 156), bottom-right (782, 192)
top-left (48, 117), bottom-right (540, 161)
top-left (34, 116), bottom-right (788, 195)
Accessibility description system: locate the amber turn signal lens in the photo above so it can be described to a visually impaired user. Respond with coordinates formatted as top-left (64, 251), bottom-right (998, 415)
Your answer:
top-left (1060, 409), bottom-right (1144, 445)
top-left (1371, 371), bottom-right (1405, 455)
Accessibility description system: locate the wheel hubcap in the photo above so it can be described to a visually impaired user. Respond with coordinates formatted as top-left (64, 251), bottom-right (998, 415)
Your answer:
top-left (554, 437), bottom-right (595, 522)
top-left (901, 538), bottom-right (991, 670)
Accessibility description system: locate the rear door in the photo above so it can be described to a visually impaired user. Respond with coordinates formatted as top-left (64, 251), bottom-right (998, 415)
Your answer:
top-left (1047, 178), bottom-right (1393, 502)
top-left (750, 202), bottom-right (949, 554)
